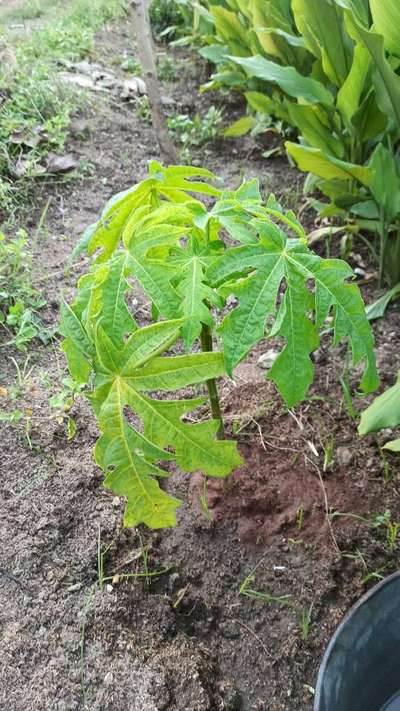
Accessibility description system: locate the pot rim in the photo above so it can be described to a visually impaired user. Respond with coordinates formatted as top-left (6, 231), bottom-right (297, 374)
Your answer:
top-left (314, 569), bottom-right (400, 710)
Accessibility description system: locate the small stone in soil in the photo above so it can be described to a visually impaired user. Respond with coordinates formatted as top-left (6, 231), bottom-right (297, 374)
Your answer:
top-left (257, 349), bottom-right (278, 369)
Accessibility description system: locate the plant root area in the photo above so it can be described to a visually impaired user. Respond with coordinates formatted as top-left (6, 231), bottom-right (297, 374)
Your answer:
top-left (1, 17), bottom-right (400, 711)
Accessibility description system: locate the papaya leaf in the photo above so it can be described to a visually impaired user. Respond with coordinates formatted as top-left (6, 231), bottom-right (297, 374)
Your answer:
top-left (207, 208), bottom-right (378, 407)
top-left (91, 321), bottom-right (241, 527)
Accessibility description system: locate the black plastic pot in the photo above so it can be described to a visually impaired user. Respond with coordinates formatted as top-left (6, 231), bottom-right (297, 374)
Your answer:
top-left (314, 571), bottom-right (400, 711)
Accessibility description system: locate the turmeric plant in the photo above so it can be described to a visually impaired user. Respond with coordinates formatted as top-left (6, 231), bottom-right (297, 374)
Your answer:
top-left (61, 162), bottom-right (378, 529)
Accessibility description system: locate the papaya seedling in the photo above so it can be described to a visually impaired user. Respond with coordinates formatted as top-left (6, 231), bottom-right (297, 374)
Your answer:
top-left (61, 162), bottom-right (378, 530)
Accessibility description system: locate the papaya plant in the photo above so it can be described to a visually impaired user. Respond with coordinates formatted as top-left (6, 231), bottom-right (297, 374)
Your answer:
top-left (61, 162), bottom-right (378, 529)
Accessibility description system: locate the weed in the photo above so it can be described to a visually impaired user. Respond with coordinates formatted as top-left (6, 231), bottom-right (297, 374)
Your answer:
top-left (296, 503), bottom-right (304, 531)
top-left (120, 56), bottom-right (142, 75)
top-left (343, 548), bottom-right (390, 585)
top-left (322, 436), bottom-right (335, 472)
top-left (167, 106), bottom-right (223, 161)
top-left (49, 376), bottom-right (84, 440)
top-left (135, 95), bottom-right (152, 123)
top-left (385, 520), bottom-right (399, 553)
top-left (199, 476), bottom-right (213, 521)
top-left (299, 603), bottom-right (313, 641)
top-left (331, 509), bottom-right (399, 554)
top-left (240, 560), bottom-right (314, 642)
top-left (0, 230), bottom-right (54, 349)
top-left (157, 54), bottom-right (179, 82)
top-left (380, 451), bottom-right (394, 484)
top-left (239, 561), bottom-right (292, 606)
top-left (339, 373), bottom-right (357, 420)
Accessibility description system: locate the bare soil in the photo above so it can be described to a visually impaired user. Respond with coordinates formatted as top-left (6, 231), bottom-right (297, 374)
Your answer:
top-left (1, 17), bottom-right (400, 711)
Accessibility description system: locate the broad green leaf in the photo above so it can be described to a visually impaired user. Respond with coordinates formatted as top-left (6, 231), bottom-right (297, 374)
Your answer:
top-left (344, 10), bottom-right (400, 128)
top-left (333, 0), bottom-right (370, 26)
top-left (199, 44), bottom-right (230, 64)
top-left (359, 376), bottom-right (400, 434)
top-left (268, 265), bottom-right (318, 406)
top-left (209, 6), bottom-right (250, 56)
top-left (351, 89), bottom-right (387, 141)
top-left (96, 385), bottom-right (181, 529)
top-left (337, 43), bottom-right (370, 125)
top-left (61, 338), bottom-right (91, 384)
top-left (292, 0), bottom-right (353, 86)
top-left (245, 91), bottom-right (278, 114)
top-left (370, 0), bottom-right (400, 57)
top-left (123, 352), bottom-right (226, 391)
top-left (368, 144), bottom-right (400, 223)
top-left (229, 55), bottom-right (334, 107)
top-left (224, 115), bottom-right (256, 136)
top-left (383, 439), bottom-right (400, 452)
top-left (366, 284), bottom-right (400, 321)
top-left (287, 104), bottom-right (344, 158)
top-left (286, 143), bottom-right (372, 186)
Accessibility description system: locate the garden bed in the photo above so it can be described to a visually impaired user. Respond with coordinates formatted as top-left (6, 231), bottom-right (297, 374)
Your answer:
top-left (1, 11), bottom-right (400, 711)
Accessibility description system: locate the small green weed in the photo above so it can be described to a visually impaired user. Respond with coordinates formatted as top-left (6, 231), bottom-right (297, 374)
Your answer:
top-left (167, 105), bottom-right (223, 161)
top-left (299, 603), bottom-right (313, 641)
top-left (49, 376), bottom-right (84, 440)
top-left (120, 56), bottom-right (142, 74)
top-left (157, 54), bottom-right (180, 81)
top-left (0, 230), bottom-right (53, 349)
top-left (240, 561), bottom-right (314, 641)
top-left (135, 95), bottom-right (152, 123)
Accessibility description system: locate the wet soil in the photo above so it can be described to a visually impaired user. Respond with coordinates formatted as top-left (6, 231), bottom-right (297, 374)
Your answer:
top-left (1, 16), bottom-right (400, 711)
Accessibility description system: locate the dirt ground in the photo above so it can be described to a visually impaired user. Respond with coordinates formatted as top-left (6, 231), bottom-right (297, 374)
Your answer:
top-left (1, 16), bottom-right (400, 711)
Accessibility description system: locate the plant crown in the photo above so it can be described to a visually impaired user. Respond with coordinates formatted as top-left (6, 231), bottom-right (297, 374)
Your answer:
top-left (61, 162), bottom-right (378, 529)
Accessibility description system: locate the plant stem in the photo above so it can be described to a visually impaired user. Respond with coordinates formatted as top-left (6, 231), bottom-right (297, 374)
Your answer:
top-left (200, 323), bottom-right (224, 439)
top-left (379, 208), bottom-right (388, 288)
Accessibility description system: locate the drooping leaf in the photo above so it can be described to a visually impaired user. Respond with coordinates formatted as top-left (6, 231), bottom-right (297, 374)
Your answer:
top-left (286, 143), bottom-right (372, 186)
top-left (229, 55), bottom-right (334, 107)
top-left (383, 439), bottom-right (400, 452)
top-left (224, 115), bottom-right (257, 136)
top-left (366, 284), bottom-right (400, 321)
top-left (359, 376), bottom-right (400, 434)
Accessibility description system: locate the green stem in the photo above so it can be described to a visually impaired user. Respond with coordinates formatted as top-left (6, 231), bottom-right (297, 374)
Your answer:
top-left (379, 208), bottom-right (388, 288)
top-left (200, 323), bottom-right (224, 439)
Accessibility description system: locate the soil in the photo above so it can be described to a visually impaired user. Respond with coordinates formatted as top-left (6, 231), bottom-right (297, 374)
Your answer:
top-left (1, 14), bottom-right (400, 711)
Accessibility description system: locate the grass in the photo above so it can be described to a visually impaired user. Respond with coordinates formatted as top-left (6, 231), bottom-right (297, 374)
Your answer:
top-left (0, 0), bottom-right (126, 223)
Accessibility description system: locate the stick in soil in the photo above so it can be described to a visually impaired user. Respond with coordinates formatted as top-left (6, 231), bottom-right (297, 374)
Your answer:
top-left (130, 0), bottom-right (177, 164)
